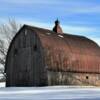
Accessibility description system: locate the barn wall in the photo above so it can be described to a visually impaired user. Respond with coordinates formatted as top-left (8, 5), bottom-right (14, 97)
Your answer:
top-left (6, 27), bottom-right (47, 87)
top-left (47, 71), bottom-right (100, 86)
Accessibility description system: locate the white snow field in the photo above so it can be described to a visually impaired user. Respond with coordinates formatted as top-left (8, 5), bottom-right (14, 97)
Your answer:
top-left (0, 85), bottom-right (100, 100)
top-left (0, 82), bottom-right (5, 87)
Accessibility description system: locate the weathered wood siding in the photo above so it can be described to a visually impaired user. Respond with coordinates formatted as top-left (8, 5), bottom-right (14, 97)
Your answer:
top-left (6, 27), bottom-right (47, 86)
top-left (47, 71), bottom-right (100, 86)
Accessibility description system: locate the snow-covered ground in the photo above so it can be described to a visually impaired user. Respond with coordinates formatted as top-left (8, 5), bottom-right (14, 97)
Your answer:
top-left (0, 83), bottom-right (100, 100)
top-left (0, 82), bottom-right (5, 87)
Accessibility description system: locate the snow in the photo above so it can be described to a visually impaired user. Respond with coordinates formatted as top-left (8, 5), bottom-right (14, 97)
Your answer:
top-left (0, 82), bottom-right (5, 87)
top-left (0, 85), bottom-right (99, 100)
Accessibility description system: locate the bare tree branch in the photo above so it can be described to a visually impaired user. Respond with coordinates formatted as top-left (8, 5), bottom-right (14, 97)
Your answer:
top-left (0, 19), bottom-right (22, 81)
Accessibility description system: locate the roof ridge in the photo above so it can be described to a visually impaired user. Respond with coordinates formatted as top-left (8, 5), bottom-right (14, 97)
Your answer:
top-left (24, 24), bottom-right (85, 37)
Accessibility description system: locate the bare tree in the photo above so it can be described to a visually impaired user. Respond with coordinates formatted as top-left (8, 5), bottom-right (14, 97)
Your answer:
top-left (0, 19), bottom-right (22, 81)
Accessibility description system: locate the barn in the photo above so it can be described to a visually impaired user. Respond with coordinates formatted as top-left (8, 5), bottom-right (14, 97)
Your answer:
top-left (5, 20), bottom-right (100, 87)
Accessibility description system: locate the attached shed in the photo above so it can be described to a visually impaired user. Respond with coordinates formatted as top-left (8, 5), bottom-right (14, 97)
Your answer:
top-left (5, 20), bottom-right (100, 86)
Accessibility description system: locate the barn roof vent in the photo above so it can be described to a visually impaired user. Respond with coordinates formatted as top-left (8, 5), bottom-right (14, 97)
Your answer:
top-left (58, 34), bottom-right (64, 38)
top-left (53, 19), bottom-right (63, 34)
top-left (46, 32), bottom-right (51, 35)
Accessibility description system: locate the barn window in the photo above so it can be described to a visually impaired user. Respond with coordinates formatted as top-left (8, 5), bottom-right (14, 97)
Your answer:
top-left (14, 49), bottom-right (18, 55)
top-left (86, 76), bottom-right (89, 79)
top-left (34, 44), bottom-right (37, 51)
top-left (25, 30), bottom-right (27, 36)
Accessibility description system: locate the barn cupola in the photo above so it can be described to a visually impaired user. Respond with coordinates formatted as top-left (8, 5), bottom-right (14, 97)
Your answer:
top-left (53, 19), bottom-right (63, 34)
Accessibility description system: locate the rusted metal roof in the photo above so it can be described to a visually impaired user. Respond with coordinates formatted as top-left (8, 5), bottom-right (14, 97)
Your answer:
top-left (26, 25), bottom-right (100, 73)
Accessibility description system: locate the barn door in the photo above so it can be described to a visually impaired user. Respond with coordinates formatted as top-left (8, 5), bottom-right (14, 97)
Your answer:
top-left (14, 47), bottom-right (32, 86)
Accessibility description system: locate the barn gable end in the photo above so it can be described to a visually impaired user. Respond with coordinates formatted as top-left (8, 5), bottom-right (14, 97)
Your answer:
top-left (5, 26), bottom-right (47, 86)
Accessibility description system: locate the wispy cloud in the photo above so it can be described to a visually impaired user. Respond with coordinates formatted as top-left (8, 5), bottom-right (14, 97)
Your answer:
top-left (3, 0), bottom-right (100, 14)
top-left (65, 6), bottom-right (100, 14)
top-left (1, 0), bottom-right (62, 5)
top-left (1, 0), bottom-right (100, 18)
top-left (62, 25), bottom-right (95, 34)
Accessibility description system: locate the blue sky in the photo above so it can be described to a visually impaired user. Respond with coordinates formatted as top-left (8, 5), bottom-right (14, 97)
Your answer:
top-left (0, 0), bottom-right (100, 45)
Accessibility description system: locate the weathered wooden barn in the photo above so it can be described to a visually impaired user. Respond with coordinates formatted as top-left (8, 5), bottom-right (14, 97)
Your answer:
top-left (5, 20), bottom-right (100, 86)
